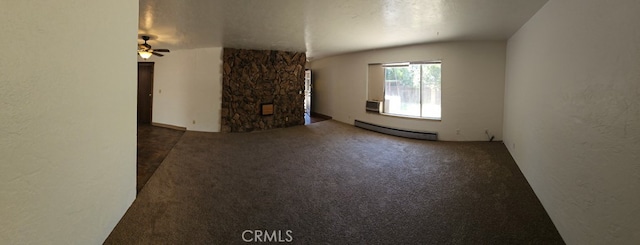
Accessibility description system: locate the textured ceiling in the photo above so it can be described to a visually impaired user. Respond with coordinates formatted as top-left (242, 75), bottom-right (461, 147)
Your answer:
top-left (139, 0), bottom-right (548, 60)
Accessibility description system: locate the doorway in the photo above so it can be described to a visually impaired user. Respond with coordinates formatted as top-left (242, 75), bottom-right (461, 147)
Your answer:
top-left (138, 62), bottom-right (154, 124)
top-left (303, 69), bottom-right (331, 124)
top-left (304, 69), bottom-right (312, 116)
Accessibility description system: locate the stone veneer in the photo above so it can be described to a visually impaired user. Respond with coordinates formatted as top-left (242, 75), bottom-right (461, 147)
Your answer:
top-left (221, 48), bottom-right (306, 132)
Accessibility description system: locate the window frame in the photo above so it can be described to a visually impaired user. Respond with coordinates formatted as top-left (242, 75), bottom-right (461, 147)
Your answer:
top-left (381, 61), bottom-right (442, 121)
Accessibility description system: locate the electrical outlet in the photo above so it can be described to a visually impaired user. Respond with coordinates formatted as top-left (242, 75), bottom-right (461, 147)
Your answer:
top-left (456, 129), bottom-right (460, 135)
top-left (192, 120), bottom-right (196, 124)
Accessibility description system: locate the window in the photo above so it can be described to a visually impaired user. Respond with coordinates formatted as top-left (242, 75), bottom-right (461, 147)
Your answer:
top-left (383, 62), bottom-right (441, 119)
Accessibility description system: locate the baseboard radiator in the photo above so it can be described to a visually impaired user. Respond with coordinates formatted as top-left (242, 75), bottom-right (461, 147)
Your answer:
top-left (354, 120), bottom-right (437, 141)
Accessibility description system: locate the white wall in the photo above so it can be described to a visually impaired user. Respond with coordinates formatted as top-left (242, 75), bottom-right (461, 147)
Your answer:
top-left (150, 47), bottom-right (223, 132)
top-left (0, 1), bottom-right (137, 244)
top-left (504, 0), bottom-right (640, 244)
top-left (309, 41), bottom-right (506, 141)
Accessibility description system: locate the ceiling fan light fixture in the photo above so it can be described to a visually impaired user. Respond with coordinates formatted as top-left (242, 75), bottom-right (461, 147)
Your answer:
top-left (138, 51), bottom-right (153, 59)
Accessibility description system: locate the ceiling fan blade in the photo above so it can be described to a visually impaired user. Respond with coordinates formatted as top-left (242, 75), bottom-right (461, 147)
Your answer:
top-left (143, 43), bottom-right (151, 49)
top-left (153, 49), bottom-right (170, 52)
top-left (152, 52), bottom-right (164, 57)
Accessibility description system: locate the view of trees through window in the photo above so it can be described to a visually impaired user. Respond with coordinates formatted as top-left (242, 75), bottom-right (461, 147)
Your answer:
top-left (384, 63), bottom-right (441, 119)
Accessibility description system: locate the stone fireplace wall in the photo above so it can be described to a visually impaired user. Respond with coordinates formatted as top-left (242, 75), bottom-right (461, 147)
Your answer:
top-left (221, 48), bottom-right (306, 132)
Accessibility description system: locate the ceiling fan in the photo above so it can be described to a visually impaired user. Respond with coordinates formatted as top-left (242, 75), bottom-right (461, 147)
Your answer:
top-left (138, 35), bottom-right (170, 59)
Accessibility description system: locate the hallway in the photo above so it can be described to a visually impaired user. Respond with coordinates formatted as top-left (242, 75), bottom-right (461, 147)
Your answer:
top-left (137, 125), bottom-right (184, 193)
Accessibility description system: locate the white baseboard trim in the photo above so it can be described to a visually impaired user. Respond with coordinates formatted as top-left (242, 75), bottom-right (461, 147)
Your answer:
top-left (151, 122), bottom-right (187, 131)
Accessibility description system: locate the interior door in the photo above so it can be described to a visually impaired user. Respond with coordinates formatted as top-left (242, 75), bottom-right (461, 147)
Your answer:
top-left (137, 62), bottom-right (154, 124)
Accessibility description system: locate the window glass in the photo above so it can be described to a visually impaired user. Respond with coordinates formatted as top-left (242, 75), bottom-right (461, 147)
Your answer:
top-left (383, 63), bottom-right (441, 119)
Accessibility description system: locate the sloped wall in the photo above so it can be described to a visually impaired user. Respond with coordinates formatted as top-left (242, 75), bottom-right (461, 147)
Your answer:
top-left (221, 48), bottom-right (306, 132)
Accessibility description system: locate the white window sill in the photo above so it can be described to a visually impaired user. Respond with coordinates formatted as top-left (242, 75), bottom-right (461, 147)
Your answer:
top-left (378, 112), bottom-right (441, 121)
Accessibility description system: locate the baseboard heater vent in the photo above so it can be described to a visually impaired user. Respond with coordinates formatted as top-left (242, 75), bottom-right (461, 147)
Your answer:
top-left (354, 120), bottom-right (437, 141)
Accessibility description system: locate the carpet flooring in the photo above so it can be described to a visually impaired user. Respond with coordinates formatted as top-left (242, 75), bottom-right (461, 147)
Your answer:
top-left (136, 125), bottom-right (185, 193)
top-left (107, 120), bottom-right (564, 244)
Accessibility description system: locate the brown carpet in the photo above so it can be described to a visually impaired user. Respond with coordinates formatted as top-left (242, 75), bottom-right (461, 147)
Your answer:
top-left (136, 125), bottom-right (185, 193)
top-left (107, 120), bottom-right (564, 244)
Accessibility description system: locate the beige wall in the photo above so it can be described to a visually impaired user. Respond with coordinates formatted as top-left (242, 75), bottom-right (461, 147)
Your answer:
top-left (309, 41), bottom-right (506, 141)
top-left (0, 1), bottom-right (138, 244)
top-left (367, 64), bottom-right (384, 101)
top-left (151, 47), bottom-right (223, 132)
top-left (504, 0), bottom-right (640, 243)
